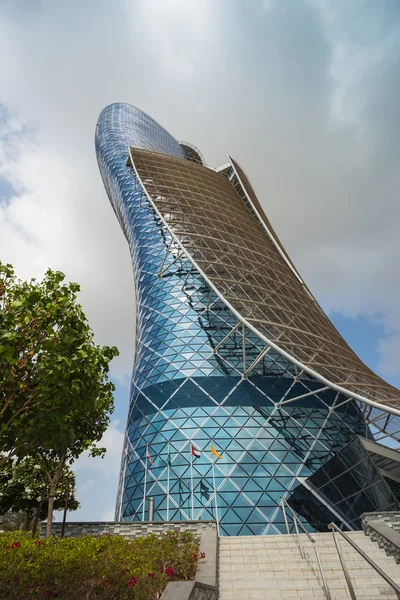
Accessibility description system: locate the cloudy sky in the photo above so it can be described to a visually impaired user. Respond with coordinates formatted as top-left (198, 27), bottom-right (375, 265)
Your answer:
top-left (1, 0), bottom-right (399, 521)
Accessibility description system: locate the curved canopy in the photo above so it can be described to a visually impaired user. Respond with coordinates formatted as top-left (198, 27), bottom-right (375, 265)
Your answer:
top-left (128, 146), bottom-right (400, 416)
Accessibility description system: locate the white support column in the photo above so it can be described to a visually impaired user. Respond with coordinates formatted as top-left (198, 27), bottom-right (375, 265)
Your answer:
top-left (212, 322), bottom-right (241, 354)
top-left (242, 323), bottom-right (247, 378)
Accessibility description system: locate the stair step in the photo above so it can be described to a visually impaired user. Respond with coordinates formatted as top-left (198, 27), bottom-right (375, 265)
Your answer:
top-left (218, 530), bottom-right (400, 599)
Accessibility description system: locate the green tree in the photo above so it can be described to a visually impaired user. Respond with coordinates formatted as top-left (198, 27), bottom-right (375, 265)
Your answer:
top-left (0, 457), bottom-right (79, 535)
top-left (0, 263), bottom-right (118, 535)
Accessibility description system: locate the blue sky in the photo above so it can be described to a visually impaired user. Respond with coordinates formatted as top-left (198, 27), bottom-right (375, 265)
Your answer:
top-left (0, 0), bottom-right (399, 521)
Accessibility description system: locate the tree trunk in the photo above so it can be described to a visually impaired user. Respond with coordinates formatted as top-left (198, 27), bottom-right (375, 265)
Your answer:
top-left (44, 453), bottom-right (66, 538)
top-left (61, 492), bottom-right (69, 537)
top-left (46, 481), bottom-right (57, 538)
top-left (32, 499), bottom-right (44, 538)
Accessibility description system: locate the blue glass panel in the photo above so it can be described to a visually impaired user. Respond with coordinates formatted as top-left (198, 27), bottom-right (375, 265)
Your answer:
top-left (95, 103), bottom-right (390, 536)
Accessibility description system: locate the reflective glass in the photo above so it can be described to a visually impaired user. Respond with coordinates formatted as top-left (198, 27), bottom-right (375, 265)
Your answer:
top-left (95, 103), bottom-right (397, 535)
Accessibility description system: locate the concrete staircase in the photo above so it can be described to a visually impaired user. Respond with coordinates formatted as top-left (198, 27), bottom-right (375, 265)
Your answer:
top-left (219, 531), bottom-right (400, 599)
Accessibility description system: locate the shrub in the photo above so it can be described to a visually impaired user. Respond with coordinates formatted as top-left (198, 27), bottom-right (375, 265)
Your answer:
top-left (0, 530), bottom-right (201, 599)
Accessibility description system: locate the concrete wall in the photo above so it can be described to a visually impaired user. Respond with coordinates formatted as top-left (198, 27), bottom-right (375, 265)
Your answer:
top-left (161, 529), bottom-right (218, 600)
top-left (41, 520), bottom-right (218, 600)
top-left (362, 512), bottom-right (400, 563)
top-left (41, 520), bottom-right (217, 539)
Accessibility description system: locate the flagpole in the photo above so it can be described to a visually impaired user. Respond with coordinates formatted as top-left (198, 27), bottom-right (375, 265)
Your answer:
top-left (212, 458), bottom-right (220, 536)
top-left (142, 444), bottom-right (148, 521)
top-left (167, 443), bottom-right (170, 522)
top-left (190, 442), bottom-right (194, 520)
top-left (118, 456), bottom-right (127, 522)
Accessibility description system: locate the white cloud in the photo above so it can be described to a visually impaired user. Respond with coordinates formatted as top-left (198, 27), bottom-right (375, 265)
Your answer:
top-left (80, 479), bottom-right (96, 492)
top-left (378, 335), bottom-right (400, 378)
top-left (67, 421), bottom-right (124, 521)
top-left (101, 508), bottom-right (116, 522)
top-left (74, 420), bottom-right (124, 475)
top-left (1, 0), bottom-right (400, 517)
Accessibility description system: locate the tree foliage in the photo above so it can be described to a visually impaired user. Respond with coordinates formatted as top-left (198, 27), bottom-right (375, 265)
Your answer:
top-left (0, 263), bottom-right (118, 460)
top-left (0, 457), bottom-right (79, 534)
top-left (0, 263), bottom-right (119, 534)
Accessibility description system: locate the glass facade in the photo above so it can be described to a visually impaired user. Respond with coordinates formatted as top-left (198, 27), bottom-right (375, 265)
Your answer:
top-left (288, 437), bottom-right (398, 531)
top-left (95, 103), bottom-right (399, 536)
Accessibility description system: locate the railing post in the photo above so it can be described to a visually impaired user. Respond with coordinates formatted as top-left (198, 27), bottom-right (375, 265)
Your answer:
top-left (293, 513), bottom-right (304, 559)
top-left (280, 498), bottom-right (290, 535)
top-left (314, 545), bottom-right (332, 600)
top-left (328, 522), bottom-right (400, 599)
top-left (331, 531), bottom-right (357, 600)
top-left (281, 497), bottom-right (331, 600)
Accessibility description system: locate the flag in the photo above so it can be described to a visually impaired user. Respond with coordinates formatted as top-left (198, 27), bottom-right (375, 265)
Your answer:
top-left (125, 444), bottom-right (129, 459)
top-left (200, 480), bottom-right (210, 499)
top-left (210, 444), bottom-right (222, 460)
top-left (191, 444), bottom-right (200, 458)
top-left (146, 448), bottom-right (153, 465)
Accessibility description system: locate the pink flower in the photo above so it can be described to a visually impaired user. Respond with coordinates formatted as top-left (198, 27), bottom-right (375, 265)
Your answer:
top-left (148, 573), bottom-right (155, 578)
top-left (200, 552), bottom-right (206, 559)
top-left (35, 540), bottom-right (43, 547)
top-left (159, 568), bottom-right (164, 574)
top-left (13, 575), bottom-right (20, 583)
top-left (165, 567), bottom-right (174, 577)
top-left (128, 576), bottom-right (138, 587)
top-left (11, 542), bottom-right (21, 549)
top-left (120, 569), bottom-right (130, 576)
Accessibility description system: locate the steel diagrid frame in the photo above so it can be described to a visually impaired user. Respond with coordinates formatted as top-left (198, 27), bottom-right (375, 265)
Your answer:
top-left (97, 105), bottom-right (399, 535)
top-left (124, 436), bottom-right (192, 522)
top-left (139, 285), bottom-right (373, 430)
top-left (227, 156), bottom-right (306, 288)
top-left (127, 147), bottom-right (400, 429)
top-left (122, 332), bottom-right (327, 529)
top-left (127, 381), bottom-right (273, 525)
top-left (127, 378), bottom-right (342, 532)
top-left (125, 351), bottom-right (341, 530)
top-left (140, 418), bottom-right (281, 531)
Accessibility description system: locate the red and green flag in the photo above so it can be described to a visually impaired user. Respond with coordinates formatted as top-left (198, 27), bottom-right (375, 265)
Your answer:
top-left (191, 444), bottom-right (200, 458)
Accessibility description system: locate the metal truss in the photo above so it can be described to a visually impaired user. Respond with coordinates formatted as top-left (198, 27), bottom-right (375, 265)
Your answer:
top-left (96, 103), bottom-right (399, 535)
top-left (115, 220), bottom-right (375, 530)
top-left (127, 147), bottom-right (400, 441)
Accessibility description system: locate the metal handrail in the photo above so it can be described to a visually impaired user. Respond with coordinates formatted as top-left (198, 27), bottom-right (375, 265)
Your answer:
top-left (280, 497), bottom-right (331, 600)
top-left (281, 496), bottom-right (315, 541)
top-left (328, 522), bottom-right (400, 599)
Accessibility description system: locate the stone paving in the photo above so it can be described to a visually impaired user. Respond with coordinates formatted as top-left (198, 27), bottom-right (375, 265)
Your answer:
top-left (219, 531), bottom-right (400, 599)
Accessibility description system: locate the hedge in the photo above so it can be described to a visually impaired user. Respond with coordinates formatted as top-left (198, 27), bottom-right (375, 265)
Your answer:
top-left (0, 529), bottom-right (202, 599)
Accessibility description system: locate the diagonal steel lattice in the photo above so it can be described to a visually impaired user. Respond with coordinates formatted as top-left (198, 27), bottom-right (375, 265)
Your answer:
top-left (95, 103), bottom-right (400, 536)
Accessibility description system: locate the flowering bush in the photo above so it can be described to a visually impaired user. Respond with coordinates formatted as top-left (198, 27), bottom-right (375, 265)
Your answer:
top-left (0, 530), bottom-right (200, 599)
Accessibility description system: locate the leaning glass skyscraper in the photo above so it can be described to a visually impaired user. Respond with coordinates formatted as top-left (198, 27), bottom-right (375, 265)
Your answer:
top-left (96, 103), bottom-right (400, 536)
